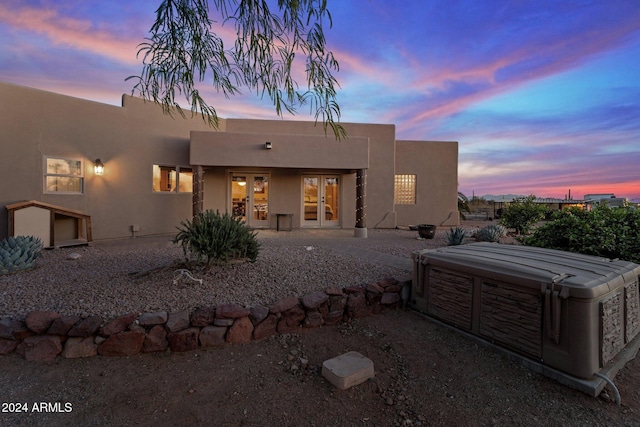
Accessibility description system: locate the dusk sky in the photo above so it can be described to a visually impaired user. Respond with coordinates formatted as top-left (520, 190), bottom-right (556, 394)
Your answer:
top-left (1, 0), bottom-right (639, 201)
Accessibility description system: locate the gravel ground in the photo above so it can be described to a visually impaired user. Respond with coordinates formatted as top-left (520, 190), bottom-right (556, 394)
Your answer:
top-left (0, 230), bottom-right (419, 321)
top-left (0, 222), bottom-right (506, 322)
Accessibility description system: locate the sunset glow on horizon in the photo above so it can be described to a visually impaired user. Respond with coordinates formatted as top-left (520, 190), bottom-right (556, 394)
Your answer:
top-left (1, 1), bottom-right (638, 201)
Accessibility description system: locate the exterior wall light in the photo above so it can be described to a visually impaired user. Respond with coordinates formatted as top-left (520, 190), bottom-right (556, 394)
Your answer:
top-left (94, 158), bottom-right (105, 175)
top-left (265, 141), bottom-right (272, 149)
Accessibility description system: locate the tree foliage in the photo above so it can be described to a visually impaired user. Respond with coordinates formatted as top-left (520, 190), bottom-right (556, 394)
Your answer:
top-left (128, 0), bottom-right (346, 139)
top-left (499, 195), bottom-right (548, 235)
top-left (525, 205), bottom-right (640, 263)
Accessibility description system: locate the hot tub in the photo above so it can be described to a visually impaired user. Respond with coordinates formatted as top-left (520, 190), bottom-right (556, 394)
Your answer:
top-left (411, 243), bottom-right (640, 381)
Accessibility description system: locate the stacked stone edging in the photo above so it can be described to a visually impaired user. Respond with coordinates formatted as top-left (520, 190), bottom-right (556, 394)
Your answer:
top-left (0, 277), bottom-right (409, 362)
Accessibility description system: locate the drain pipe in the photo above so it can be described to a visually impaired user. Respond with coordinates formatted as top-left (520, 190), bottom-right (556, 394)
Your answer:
top-left (595, 372), bottom-right (621, 405)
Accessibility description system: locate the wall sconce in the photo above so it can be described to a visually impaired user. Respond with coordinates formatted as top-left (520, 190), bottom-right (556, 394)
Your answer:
top-left (94, 158), bottom-right (105, 175)
top-left (265, 141), bottom-right (272, 150)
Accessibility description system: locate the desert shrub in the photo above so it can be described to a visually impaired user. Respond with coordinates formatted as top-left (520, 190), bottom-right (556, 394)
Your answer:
top-left (445, 226), bottom-right (466, 245)
top-left (525, 205), bottom-right (640, 263)
top-left (499, 195), bottom-right (548, 235)
top-left (475, 224), bottom-right (507, 242)
top-left (0, 235), bottom-right (43, 274)
top-left (174, 210), bottom-right (260, 269)
top-left (458, 192), bottom-right (471, 220)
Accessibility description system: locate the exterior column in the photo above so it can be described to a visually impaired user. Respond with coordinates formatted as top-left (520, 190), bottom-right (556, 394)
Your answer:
top-left (192, 165), bottom-right (204, 218)
top-left (354, 168), bottom-right (367, 238)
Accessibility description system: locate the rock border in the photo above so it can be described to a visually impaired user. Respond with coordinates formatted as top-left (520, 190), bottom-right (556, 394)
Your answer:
top-left (0, 277), bottom-right (409, 361)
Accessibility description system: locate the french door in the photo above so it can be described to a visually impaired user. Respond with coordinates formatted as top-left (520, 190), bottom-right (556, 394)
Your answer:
top-left (302, 175), bottom-right (340, 227)
top-left (230, 173), bottom-right (269, 228)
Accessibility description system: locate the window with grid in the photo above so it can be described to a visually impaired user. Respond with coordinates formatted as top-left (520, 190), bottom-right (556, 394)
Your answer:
top-left (153, 165), bottom-right (193, 193)
top-left (394, 174), bottom-right (416, 204)
top-left (44, 157), bottom-right (84, 193)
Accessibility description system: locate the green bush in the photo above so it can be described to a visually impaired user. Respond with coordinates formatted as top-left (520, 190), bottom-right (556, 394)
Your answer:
top-left (445, 226), bottom-right (466, 245)
top-left (499, 195), bottom-right (548, 235)
top-left (174, 210), bottom-right (260, 269)
top-left (525, 205), bottom-right (640, 263)
top-left (0, 235), bottom-right (43, 274)
top-left (475, 224), bottom-right (507, 242)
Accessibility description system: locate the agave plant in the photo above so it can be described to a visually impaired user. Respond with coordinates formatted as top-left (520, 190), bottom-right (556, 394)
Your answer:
top-left (0, 235), bottom-right (43, 274)
top-left (174, 210), bottom-right (260, 270)
top-left (475, 224), bottom-right (507, 243)
top-left (445, 226), bottom-right (466, 246)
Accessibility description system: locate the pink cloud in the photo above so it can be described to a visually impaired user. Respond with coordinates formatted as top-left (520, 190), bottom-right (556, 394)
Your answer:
top-left (0, 4), bottom-right (141, 64)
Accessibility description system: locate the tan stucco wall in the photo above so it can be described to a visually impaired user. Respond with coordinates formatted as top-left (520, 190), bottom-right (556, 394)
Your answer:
top-left (0, 81), bottom-right (459, 239)
top-left (191, 131), bottom-right (369, 169)
top-left (0, 82), bottom-right (218, 240)
top-left (394, 140), bottom-right (459, 226)
top-left (222, 119), bottom-right (397, 228)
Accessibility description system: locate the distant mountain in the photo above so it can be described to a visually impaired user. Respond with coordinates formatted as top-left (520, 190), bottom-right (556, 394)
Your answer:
top-left (477, 194), bottom-right (525, 201)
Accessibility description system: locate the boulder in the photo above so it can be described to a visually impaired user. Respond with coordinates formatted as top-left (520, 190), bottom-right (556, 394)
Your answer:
top-left (226, 317), bottom-right (254, 344)
top-left (167, 327), bottom-right (200, 352)
top-left (381, 292), bottom-right (401, 306)
top-left (322, 311), bottom-right (344, 326)
top-left (138, 311), bottom-right (168, 326)
top-left (377, 277), bottom-right (399, 288)
top-left (22, 335), bottom-right (62, 362)
top-left (166, 311), bottom-right (190, 333)
top-left (328, 295), bottom-right (347, 314)
top-left (0, 318), bottom-right (25, 339)
top-left (366, 291), bottom-right (383, 314)
top-left (301, 291), bottom-right (329, 310)
top-left (191, 307), bottom-right (216, 327)
top-left (25, 311), bottom-right (61, 334)
top-left (365, 282), bottom-right (384, 294)
top-left (277, 305), bottom-right (306, 333)
top-left (384, 284), bottom-right (402, 293)
top-left (67, 316), bottom-right (102, 337)
top-left (215, 303), bottom-right (250, 319)
top-left (344, 286), bottom-right (366, 294)
top-left (324, 287), bottom-right (344, 296)
top-left (0, 338), bottom-right (19, 355)
top-left (101, 313), bottom-right (138, 336)
top-left (62, 337), bottom-right (97, 359)
top-left (98, 329), bottom-right (145, 356)
top-left (47, 315), bottom-right (81, 335)
top-left (249, 305), bottom-right (269, 325)
top-left (269, 296), bottom-right (300, 314)
top-left (253, 314), bottom-right (278, 341)
top-left (142, 325), bottom-right (168, 353)
top-left (346, 293), bottom-right (371, 318)
top-left (213, 318), bottom-right (235, 327)
top-left (199, 326), bottom-right (227, 347)
top-left (303, 310), bottom-right (324, 328)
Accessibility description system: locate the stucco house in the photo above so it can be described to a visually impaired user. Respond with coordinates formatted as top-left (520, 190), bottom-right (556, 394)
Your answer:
top-left (0, 81), bottom-right (459, 245)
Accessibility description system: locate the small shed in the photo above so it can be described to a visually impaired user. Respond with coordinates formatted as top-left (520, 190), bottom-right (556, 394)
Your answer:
top-left (6, 200), bottom-right (92, 248)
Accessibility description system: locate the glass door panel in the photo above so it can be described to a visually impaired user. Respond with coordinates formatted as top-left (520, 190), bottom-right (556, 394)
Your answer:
top-left (231, 173), bottom-right (270, 227)
top-left (303, 177), bottom-right (319, 223)
top-left (252, 176), bottom-right (269, 226)
top-left (302, 175), bottom-right (340, 227)
top-left (231, 175), bottom-right (248, 220)
top-left (324, 176), bottom-right (339, 225)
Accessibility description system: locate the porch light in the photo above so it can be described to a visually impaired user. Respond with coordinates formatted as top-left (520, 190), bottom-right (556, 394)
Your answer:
top-left (94, 158), bottom-right (105, 175)
top-left (265, 141), bottom-right (272, 149)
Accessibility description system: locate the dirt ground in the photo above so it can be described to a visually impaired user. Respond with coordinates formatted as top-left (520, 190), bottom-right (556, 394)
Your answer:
top-left (2, 308), bottom-right (640, 427)
top-left (2, 221), bottom-right (640, 426)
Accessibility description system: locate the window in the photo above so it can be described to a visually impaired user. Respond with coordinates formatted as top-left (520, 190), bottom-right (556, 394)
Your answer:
top-left (44, 157), bottom-right (84, 193)
top-left (394, 174), bottom-right (416, 204)
top-left (153, 165), bottom-right (192, 193)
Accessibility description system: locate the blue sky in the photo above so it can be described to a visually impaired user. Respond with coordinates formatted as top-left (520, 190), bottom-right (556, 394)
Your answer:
top-left (1, 0), bottom-right (639, 201)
